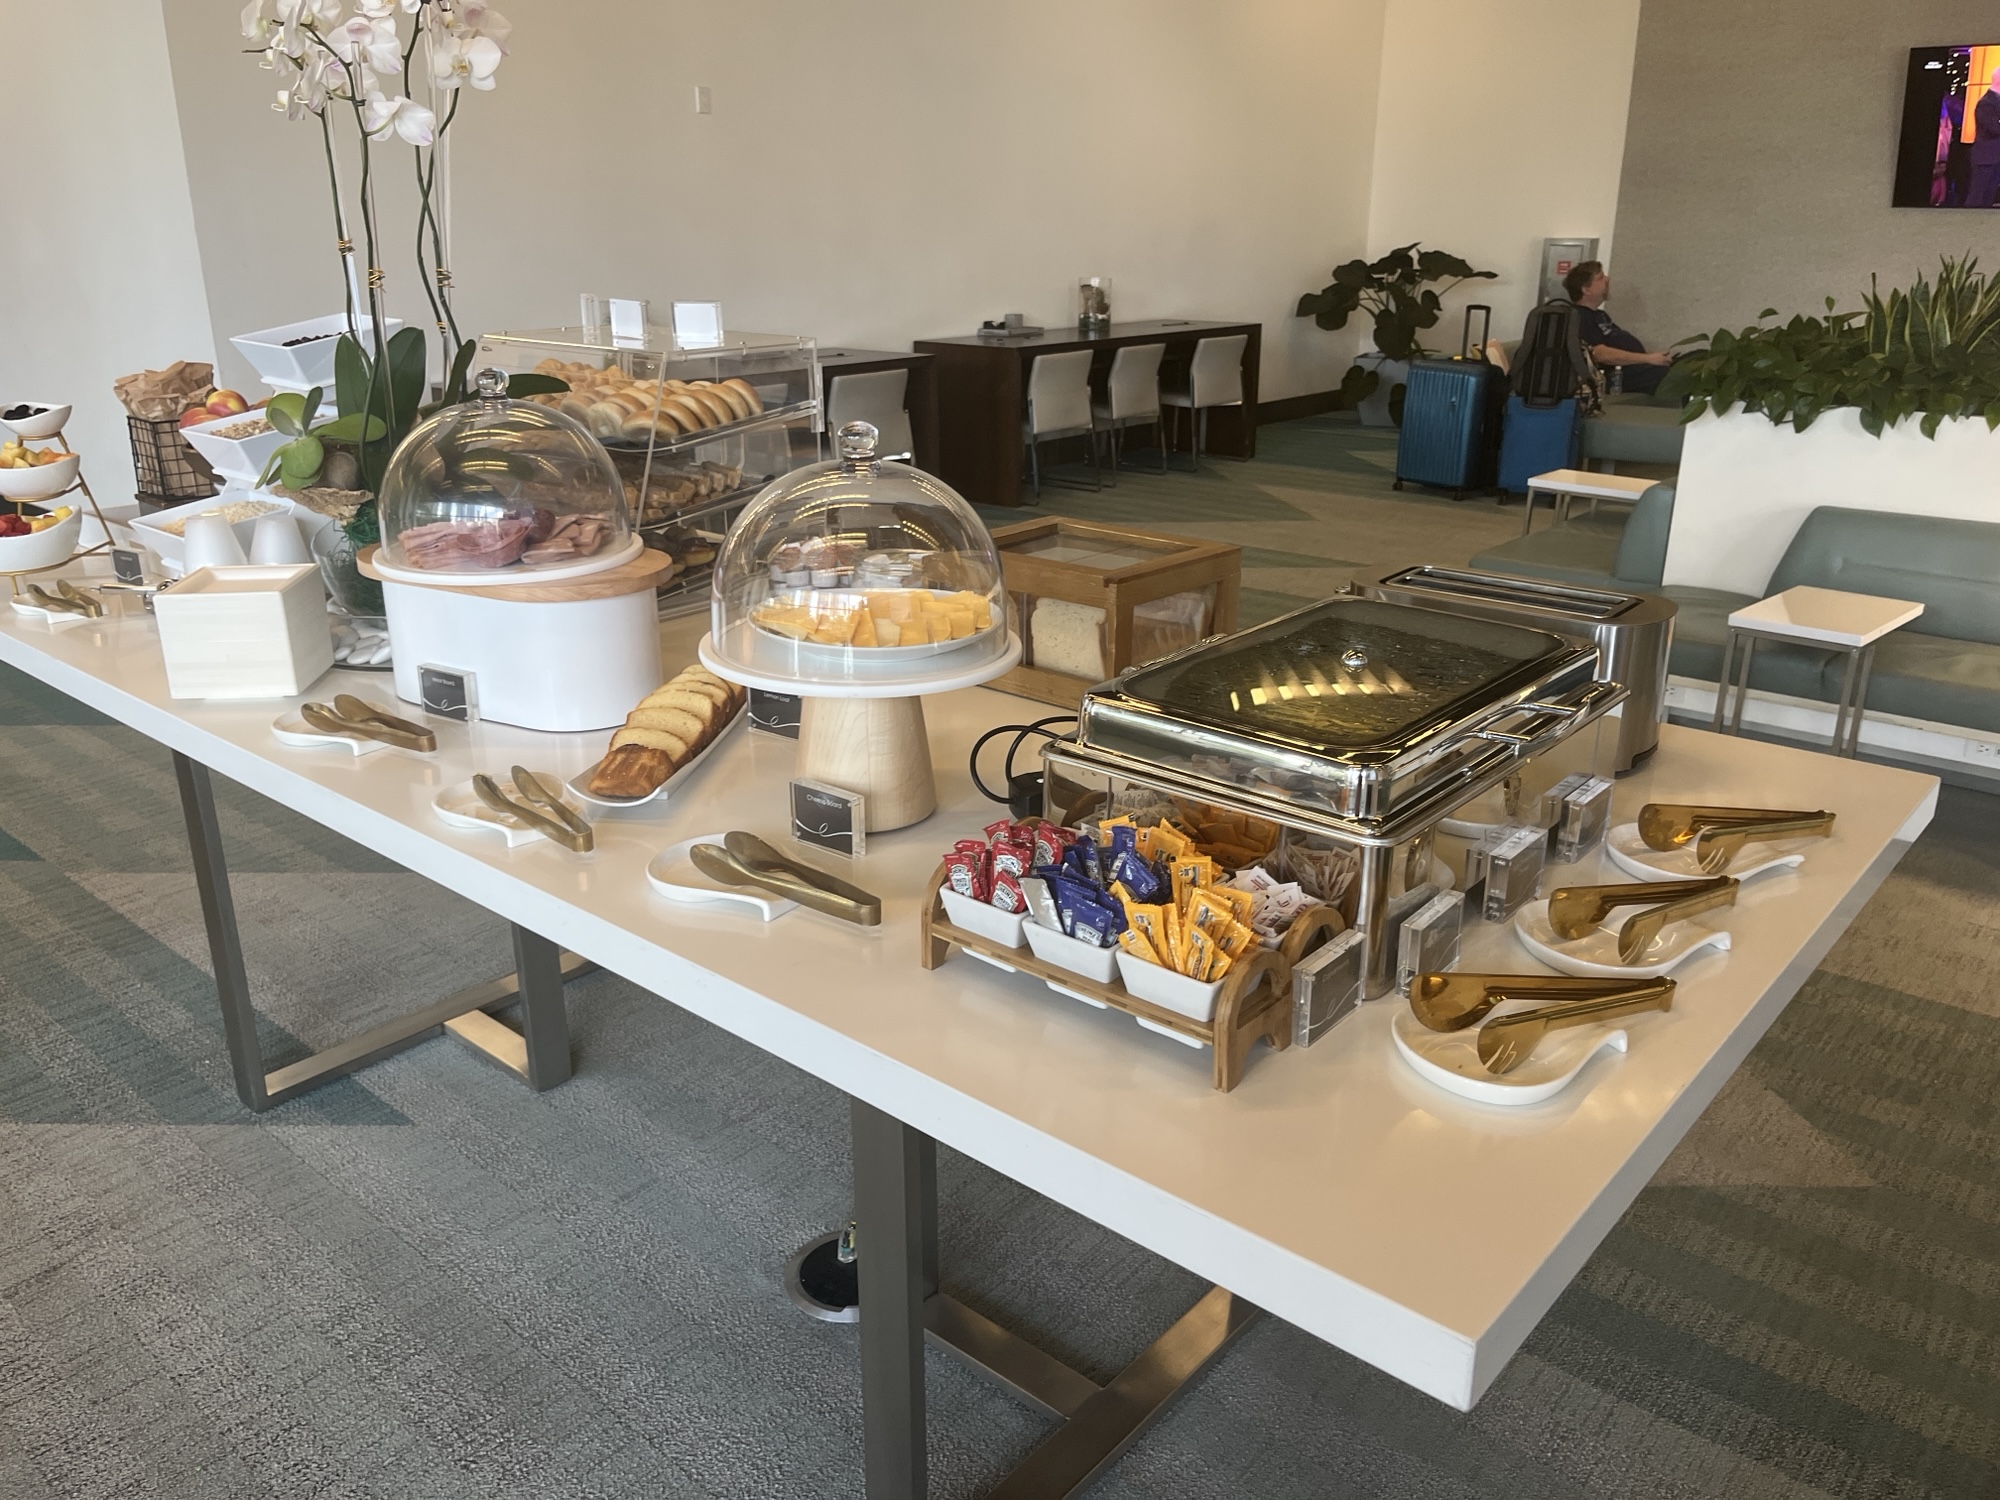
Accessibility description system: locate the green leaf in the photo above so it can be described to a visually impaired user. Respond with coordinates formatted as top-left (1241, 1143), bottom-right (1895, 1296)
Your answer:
top-left (1758, 307), bottom-right (1778, 319)
top-left (384, 326), bottom-right (427, 435)
top-left (334, 335), bottom-right (373, 419)
top-left (299, 386), bottom-right (323, 432)
top-left (314, 412), bottom-right (388, 443)
top-left (507, 373), bottom-right (569, 397)
top-left (1329, 259), bottom-right (1374, 288)
top-left (265, 391), bottom-right (308, 438)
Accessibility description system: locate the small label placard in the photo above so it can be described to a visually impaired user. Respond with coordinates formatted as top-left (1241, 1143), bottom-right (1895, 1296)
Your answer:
top-left (791, 777), bottom-right (865, 859)
top-left (749, 688), bottom-right (802, 738)
top-left (417, 664), bottom-right (479, 723)
top-left (111, 548), bottom-right (146, 584)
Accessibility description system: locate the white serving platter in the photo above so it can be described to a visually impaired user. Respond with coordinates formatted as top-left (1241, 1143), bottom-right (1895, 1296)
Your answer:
top-left (568, 706), bottom-right (744, 811)
top-left (645, 832), bottom-right (798, 921)
top-left (750, 586), bottom-right (1002, 664)
top-left (1603, 821), bottom-right (1809, 883)
top-left (1512, 896), bottom-right (1731, 979)
top-left (1390, 1003), bottom-right (1632, 1106)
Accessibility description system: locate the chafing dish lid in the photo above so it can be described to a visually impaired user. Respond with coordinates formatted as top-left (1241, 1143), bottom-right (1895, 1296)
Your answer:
top-left (1096, 597), bottom-right (1574, 753)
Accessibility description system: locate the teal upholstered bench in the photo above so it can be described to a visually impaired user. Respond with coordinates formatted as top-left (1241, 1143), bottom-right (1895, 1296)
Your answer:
top-left (1471, 498), bottom-right (2000, 734)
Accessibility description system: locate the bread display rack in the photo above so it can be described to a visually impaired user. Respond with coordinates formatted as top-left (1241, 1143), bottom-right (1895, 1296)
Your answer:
top-left (920, 870), bottom-right (1347, 1091)
top-left (477, 324), bottom-right (823, 618)
top-left (700, 422), bottom-right (1023, 831)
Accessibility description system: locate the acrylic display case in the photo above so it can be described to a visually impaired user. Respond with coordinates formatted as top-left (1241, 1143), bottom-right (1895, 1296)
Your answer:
top-left (986, 517), bottom-right (1240, 708)
top-left (374, 369), bottom-right (634, 583)
top-left (477, 324), bottom-right (822, 614)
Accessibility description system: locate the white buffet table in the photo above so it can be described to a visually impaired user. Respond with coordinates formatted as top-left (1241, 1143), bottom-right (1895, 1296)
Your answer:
top-left (0, 561), bottom-right (1938, 1494)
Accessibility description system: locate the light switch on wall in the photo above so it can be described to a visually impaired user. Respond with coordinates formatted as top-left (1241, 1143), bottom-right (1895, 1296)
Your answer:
top-left (694, 85), bottom-right (711, 115)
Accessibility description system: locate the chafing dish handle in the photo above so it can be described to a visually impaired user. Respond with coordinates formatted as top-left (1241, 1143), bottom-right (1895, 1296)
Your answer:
top-left (1470, 681), bottom-right (1620, 754)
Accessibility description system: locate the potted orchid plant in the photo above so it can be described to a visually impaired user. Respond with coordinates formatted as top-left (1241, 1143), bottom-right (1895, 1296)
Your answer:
top-left (239, 0), bottom-right (561, 582)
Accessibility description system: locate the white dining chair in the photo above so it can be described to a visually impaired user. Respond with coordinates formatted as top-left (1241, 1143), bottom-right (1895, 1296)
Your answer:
top-left (1159, 333), bottom-right (1248, 471)
top-left (1089, 342), bottom-right (1166, 484)
top-left (825, 369), bottom-right (915, 462)
top-left (1021, 348), bottom-right (1099, 496)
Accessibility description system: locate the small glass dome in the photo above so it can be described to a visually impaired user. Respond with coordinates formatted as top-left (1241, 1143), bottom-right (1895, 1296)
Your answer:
top-left (376, 368), bottom-right (632, 578)
top-left (709, 421), bottom-right (1007, 681)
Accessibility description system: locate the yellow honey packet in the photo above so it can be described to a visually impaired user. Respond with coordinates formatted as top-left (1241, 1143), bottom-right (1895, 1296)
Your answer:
top-left (1187, 889), bottom-right (1236, 936)
top-left (1126, 902), bottom-right (1170, 960)
top-left (1215, 917), bottom-right (1257, 960)
top-left (1212, 885), bottom-right (1255, 925)
top-left (1202, 942), bottom-right (1236, 983)
top-left (1181, 922), bottom-right (1221, 980)
top-left (1161, 904), bottom-right (1185, 971)
top-left (1097, 815), bottom-right (1135, 848)
top-left (1153, 822), bottom-right (1193, 860)
top-left (1171, 854), bottom-right (1216, 913)
top-left (1118, 925), bottom-right (1161, 966)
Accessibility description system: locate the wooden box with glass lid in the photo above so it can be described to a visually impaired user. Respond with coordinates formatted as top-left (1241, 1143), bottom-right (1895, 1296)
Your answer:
top-left (476, 324), bottom-right (822, 616)
top-left (988, 517), bottom-right (1241, 707)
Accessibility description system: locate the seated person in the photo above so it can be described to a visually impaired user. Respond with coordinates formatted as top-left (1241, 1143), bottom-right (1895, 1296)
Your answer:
top-left (1562, 260), bottom-right (1673, 395)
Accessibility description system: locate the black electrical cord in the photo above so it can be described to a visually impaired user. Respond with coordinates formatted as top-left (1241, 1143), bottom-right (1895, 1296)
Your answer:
top-left (969, 715), bottom-right (1075, 806)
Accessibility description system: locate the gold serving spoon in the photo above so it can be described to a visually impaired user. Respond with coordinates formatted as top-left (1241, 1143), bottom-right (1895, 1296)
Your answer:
top-left (1546, 875), bottom-right (1739, 965)
top-left (1477, 979), bottom-right (1676, 1075)
top-left (510, 765), bottom-right (594, 845)
top-left (471, 773), bottom-right (593, 853)
top-left (1409, 971), bottom-right (1667, 1032)
top-left (1638, 802), bottom-right (1833, 859)
top-left (690, 842), bottom-right (881, 925)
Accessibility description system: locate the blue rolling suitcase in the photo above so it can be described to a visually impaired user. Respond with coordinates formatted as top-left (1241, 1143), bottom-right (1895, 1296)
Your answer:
top-left (1497, 395), bottom-right (1581, 493)
top-left (1393, 306), bottom-right (1501, 498)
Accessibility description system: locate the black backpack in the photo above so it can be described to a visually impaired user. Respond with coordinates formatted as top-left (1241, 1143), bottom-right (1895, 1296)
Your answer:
top-left (1511, 299), bottom-right (1601, 411)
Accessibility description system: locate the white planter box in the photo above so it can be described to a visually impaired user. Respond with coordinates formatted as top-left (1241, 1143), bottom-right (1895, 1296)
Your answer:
top-left (1355, 355), bottom-right (1408, 428)
top-left (939, 888), bottom-right (1028, 948)
top-left (230, 315), bottom-right (404, 394)
top-left (1022, 919), bottom-right (1119, 983)
top-left (1666, 406), bottom-right (2000, 595)
top-left (1115, 949), bottom-right (1225, 1022)
top-left (180, 409), bottom-right (287, 483)
top-left (154, 564), bottom-right (334, 699)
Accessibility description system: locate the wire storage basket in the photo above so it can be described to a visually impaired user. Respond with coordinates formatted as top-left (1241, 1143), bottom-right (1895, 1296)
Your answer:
top-left (127, 415), bottom-right (219, 503)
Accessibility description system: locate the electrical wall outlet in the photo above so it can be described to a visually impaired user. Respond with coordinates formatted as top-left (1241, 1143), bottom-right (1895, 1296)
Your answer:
top-left (694, 85), bottom-right (711, 114)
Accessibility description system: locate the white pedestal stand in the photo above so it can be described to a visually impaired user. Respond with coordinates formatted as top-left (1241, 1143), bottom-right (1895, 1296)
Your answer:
top-left (700, 624), bottom-right (1022, 832)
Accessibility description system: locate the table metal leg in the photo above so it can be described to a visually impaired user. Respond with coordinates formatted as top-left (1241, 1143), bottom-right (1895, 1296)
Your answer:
top-left (172, 751), bottom-right (590, 1112)
top-left (1836, 643), bottom-right (1877, 758)
top-left (854, 1098), bottom-right (930, 1499)
top-left (848, 1102), bottom-right (1261, 1499)
top-left (1829, 646), bottom-right (1861, 757)
top-left (1724, 633), bottom-right (1757, 736)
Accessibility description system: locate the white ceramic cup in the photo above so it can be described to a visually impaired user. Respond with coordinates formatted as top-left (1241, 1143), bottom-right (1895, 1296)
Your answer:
top-left (249, 512), bottom-right (309, 565)
top-left (182, 512), bottom-right (248, 570)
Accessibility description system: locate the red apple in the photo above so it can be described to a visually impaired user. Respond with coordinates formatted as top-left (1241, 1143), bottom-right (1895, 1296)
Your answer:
top-left (205, 389), bottom-right (249, 417)
top-left (178, 407), bottom-right (211, 429)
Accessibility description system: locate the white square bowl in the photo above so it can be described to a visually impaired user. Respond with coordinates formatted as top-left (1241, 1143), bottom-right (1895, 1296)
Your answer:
top-left (153, 563), bottom-right (333, 699)
top-left (1023, 919), bottom-right (1119, 983)
top-left (939, 888), bottom-right (1028, 948)
top-left (131, 495), bottom-right (294, 575)
top-left (229, 315), bottom-right (404, 392)
top-left (180, 409), bottom-right (287, 483)
top-left (1114, 949), bottom-right (1225, 1023)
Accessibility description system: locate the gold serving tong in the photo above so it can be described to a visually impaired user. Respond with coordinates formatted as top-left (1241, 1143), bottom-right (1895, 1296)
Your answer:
top-left (25, 580), bottom-right (102, 618)
top-left (470, 769), bottom-right (594, 854)
top-left (1546, 875), bottom-right (1739, 965)
top-left (300, 694), bottom-right (438, 752)
top-left (1409, 971), bottom-right (1668, 1032)
top-left (689, 831), bottom-right (882, 926)
top-left (1475, 977), bottom-right (1676, 1075)
top-left (1637, 802), bottom-right (1835, 874)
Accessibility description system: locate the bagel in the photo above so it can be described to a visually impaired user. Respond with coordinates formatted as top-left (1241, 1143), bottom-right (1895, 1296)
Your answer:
top-left (708, 381), bottom-right (753, 421)
top-left (661, 395), bottom-right (711, 431)
top-left (584, 401), bottom-right (628, 439)
top-left (722, 377), bottom-right (764, 414)
top-left (682, 386), bottom-right (735, 425)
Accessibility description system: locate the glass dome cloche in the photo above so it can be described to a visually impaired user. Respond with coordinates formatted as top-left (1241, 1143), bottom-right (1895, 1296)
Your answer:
top-left (708, 421), bottom-right (1009, 683)
top-left (374, 368), bottom-right (637, 583)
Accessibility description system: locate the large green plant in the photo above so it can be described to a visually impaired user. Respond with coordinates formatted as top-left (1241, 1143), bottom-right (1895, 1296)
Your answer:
top-left (1661, 255), bottom-right (2000, 437)
top-left (1296, 243), bottom-right (1495, 422)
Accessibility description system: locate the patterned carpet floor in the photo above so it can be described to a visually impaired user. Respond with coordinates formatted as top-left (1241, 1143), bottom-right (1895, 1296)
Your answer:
top-left (2, 419), bottom-right (1997, 1498)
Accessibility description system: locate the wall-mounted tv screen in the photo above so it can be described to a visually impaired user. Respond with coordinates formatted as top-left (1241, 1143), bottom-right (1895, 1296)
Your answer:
top-left (1895, 45), bottom-right (2000, 207)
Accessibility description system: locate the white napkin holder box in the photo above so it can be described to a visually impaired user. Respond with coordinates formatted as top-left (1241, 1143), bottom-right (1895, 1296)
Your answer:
top-left (153, 563), bottom-right (334, 699)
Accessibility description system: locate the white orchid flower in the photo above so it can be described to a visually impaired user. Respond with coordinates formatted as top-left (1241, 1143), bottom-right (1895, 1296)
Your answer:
top-left (452, 1), bottom-right (511, 45)
top-left (329, 14), bottom-right (403, 75)
top-left (241, 0), bottom-right (273, 41)
top-left (431, 31), bottom-right (503, 90)
top-left (361, 91), bottom-right (437, 145)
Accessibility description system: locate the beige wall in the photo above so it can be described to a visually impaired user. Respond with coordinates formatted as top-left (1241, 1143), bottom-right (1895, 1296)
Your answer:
top-left (1612, 0), bottom-right (2000, 347)
top-left (1366, 0), bottom-right (1641, 349)
top-left (161, 0), bottom-right (1391, 404)
top-left (0, 0), bottom-right (215, 508)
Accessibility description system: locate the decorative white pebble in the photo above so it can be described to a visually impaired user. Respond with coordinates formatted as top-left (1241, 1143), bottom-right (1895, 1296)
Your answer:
top-left (366, 643), bottom-right (393, 665)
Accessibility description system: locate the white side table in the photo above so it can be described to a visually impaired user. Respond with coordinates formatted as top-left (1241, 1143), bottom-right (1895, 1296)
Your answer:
top-left (1521, 468), bottom-right (1654, 535)
top-left (1715, 585), bottom-right (1925, 756)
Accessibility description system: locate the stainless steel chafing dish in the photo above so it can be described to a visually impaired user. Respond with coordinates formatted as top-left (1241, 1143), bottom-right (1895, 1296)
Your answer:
top-left (1041, 594), bottom-right (1626, 998)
